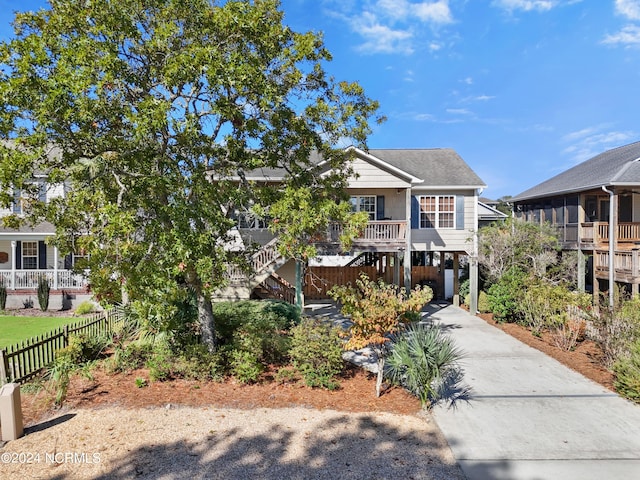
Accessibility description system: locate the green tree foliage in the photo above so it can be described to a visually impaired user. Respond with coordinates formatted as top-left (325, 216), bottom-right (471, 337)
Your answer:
top-left (0, 0), bottom-right (381, 351)
top-left (478, 219), bottom-right (562, 284)
top-left (329, 274), bottom-right (433, 397)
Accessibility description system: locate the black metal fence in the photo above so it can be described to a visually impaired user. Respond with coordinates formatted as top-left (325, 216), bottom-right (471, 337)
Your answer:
top-left (0, 308), bottom-right (125, 384)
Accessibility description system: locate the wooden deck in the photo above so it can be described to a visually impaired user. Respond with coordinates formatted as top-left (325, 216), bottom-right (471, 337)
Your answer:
top-left (581, 222), bottom-right (640, 250)
top-left (593, 249), bottom-right (640, 284)
top-left (316, 220), bottom-right (407, 251)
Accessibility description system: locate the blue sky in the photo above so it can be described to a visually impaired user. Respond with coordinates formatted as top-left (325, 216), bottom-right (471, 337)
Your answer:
top-left (2, 1), bottom-right (640, 199)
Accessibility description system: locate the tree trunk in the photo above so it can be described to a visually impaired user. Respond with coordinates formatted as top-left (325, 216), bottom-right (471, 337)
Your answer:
top-left (197, 291), bottom-right (217, 352)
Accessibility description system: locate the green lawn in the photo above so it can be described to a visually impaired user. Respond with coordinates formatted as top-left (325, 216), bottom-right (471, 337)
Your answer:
top-left (0, 315), bottom-right (78, 349)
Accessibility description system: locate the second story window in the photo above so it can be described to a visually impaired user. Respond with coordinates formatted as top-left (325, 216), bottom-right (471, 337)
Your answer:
top-left (350, 196), bottom-right (376, 221)
top-left (419, 195), bottom-right (455, 229)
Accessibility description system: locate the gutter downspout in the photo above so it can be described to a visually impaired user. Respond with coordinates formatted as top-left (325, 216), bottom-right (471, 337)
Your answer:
top-left (602, 186), bottom-right (615, 309)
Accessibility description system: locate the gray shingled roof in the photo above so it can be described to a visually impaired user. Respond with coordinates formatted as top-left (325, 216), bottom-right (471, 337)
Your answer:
top-left (512, 141), bottom-right (640, 201)
top-left (243, 148), bottom-right (486, 187)
top-left (368, 148), bottom-right (486, 187)
top-left (0, 221), bottom-right (56, 234)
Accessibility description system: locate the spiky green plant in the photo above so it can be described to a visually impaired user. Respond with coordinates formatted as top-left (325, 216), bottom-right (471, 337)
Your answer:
top-left (37, 275), bottom-right (50, 311)
top-left (385, 324), bottom-right (462, 407)
top-left (0, 281), bottom-right (6, 310)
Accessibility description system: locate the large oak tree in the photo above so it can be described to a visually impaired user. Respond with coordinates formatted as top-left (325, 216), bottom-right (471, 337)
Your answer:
top-left (0, 0), bottom-right (381, 350)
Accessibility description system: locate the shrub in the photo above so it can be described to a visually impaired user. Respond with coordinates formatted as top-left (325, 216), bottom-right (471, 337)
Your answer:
top-left (146, 346), bottom-right (174, 382)
top-left (613, 339), bottom-right (640, 403)
top-left (589, 294), bottom-right (640, 368)
top-left (289, 318), bottom-right (344, 389)
top-left (459, 279), bottom-right (470, 304)
top-left (230, 349), bottom-right (263, 383)
top-left (385, 324), bottom-right (462, 407)
top-left (108, 341), bottom-right (155, 373)
top-left (37, 275), bottom-right (50, 311)
top-left (0, 282), bottom-right (6, 310)
top-left (213, 300), bottom-right (296, 379)
top-left (486, 267), bottom-right (528, 322)
top-left (213, 299), bottom-right (300, 343)
top-left (329, 274), bottom-right (433, 397)
top-left (477, 291), bottom-right (490, 313)
top-left (74, 300), bottom-right (97, 316)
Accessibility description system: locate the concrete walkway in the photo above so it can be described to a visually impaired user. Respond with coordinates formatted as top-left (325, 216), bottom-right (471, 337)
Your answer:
top-left (427, 303), bottom-right (640, 480)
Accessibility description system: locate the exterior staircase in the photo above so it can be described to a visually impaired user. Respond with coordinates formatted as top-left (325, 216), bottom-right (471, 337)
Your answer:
top-left (215, 238), bottom-right (296, 303)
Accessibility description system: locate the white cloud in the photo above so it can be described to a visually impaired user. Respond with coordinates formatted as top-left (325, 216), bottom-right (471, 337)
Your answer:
top-left (462, 77), bottom-right (473, 85)
top-left (446, 108), bottom-right (473, 115)
top-left (352, 12), bottom-right (414, 54)
top-left (615, 0), bottom-right (640, 20)
top-left (331, 1), bottom-right (454, 55)
top-left (413, 113), bottom-right (436, 121)
top-left (491, 0), bottom-right (556, 12)
top-left (413, 1), bottom-right (454, 23)
top-left (562, 127), bottom-right (637, 163)
top-left (602, 24), bottom-right (640, 45)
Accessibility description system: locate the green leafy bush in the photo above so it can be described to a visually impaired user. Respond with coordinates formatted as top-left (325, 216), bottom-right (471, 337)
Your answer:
top-left (589, 294), bottom-right (640, 368)
top-left (289, 318), bottom-right (344, 389)
top-left (230, 349), bottom-right (264, 383)
top-left (459, 279), bottom-right (470, 304)
top-left (213, 300), bottom-right (300, 343)
top-left (613, 339), bottom-right (640, 403)
top-left (385, 324), bottom-right (462, 407)
top-left (477, 291), bottom-right (490, 313)
top-left (74, 300), bottom-right (97, 316)
top-left (487, 267), bottom-right (528, 322)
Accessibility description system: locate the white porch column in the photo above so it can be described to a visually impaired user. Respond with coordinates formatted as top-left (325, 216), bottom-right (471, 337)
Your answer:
top-left (404, 188), bottom-right (412, 288)
top-left (53, 246), bottom-right (59, 290)
top-left (10, 240), bottom-right (16, 290)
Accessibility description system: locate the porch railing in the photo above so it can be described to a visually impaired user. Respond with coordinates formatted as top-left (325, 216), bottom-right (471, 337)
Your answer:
top-left (582, 222), bottom-right (640, 247)
top-left (594, 250), bottom-right (640, 278)
top-left (321, 220), bottom-right (407, 244)
top-left (0, 269), bottom-right (88, 290)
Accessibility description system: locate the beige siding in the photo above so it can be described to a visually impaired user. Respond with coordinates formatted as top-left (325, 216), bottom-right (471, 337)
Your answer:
top-left (411, 192), bottom-right (476, 253)
top-left (347, 157), bottom-right (411, 189)
top-left (347, 188), bottom-right (408, 221)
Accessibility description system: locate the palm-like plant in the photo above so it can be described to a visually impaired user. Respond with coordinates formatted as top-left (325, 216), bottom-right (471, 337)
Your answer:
top-left (385, 324), bottom-right (462, 407)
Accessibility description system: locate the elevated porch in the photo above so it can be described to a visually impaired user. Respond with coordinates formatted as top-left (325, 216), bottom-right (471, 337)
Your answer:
top-left (581, 222), bottom-right (640, 250)
top-left (315, 220), bottom-right (407, 252)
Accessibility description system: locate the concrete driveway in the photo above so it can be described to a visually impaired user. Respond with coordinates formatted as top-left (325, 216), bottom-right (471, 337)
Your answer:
top-left (427, 303), bottom-right (640, 480)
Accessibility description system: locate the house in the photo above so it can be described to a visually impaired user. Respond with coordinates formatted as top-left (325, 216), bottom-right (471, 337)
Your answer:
top-left (511, 141), bottom-right (640, 303)
top-left (222, 146), bottom-right (487, 309)
top-left (0, 179), bottom-right (90, 310)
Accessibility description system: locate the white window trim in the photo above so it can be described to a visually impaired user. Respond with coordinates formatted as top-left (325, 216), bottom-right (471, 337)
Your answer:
top-left (350, 195), bottom-right (376, 221)
top-left (419, 195), bottom-right (456, 229)
top-left (22, 240), bottom-right (39, 270)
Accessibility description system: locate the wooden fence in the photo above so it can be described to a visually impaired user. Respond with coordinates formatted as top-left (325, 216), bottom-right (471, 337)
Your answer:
top-left (0, 308), bottom-right (125, 385)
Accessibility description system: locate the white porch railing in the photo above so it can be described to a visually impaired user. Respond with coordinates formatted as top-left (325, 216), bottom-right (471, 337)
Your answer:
top-left (0, 270), bottom-right (88, 290)
top-left (321, 220), bottom-right (407, 244)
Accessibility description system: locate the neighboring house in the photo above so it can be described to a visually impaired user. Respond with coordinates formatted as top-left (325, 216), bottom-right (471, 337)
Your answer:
top-left (223, 146), bottom-right (487, 308)
top-left (511, 141), bottom-right (640, 301)
top-left (478, 200), bottom-right (508, 227)
top-left (0, 178), bottom-right (90, 309)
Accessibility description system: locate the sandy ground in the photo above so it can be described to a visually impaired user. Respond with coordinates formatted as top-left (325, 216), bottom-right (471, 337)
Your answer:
top-left (1, 405), bottom-right (464, 480)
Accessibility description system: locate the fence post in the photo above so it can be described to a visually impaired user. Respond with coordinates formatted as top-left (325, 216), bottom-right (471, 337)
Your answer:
top-left (64, 324), bottom-right (70, 347)
top-left (0, 350), bottom-right (9, 385)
